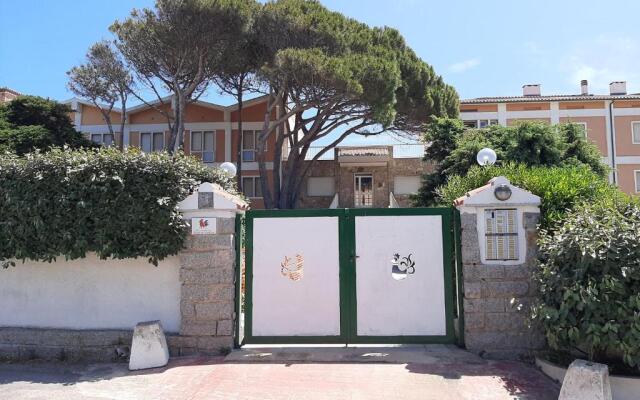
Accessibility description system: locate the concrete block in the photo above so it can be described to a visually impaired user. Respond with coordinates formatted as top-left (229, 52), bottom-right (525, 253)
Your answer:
top-left (503, 265), bottom-right (530, 280)
top-left (129, 321), bottom-right (170, 371)
top-left (217, 218), bottom-right (236, 234)
top-left (484, 281), bottom-right (529, 298)
top-left (464, 282), bottom-right (482, 299)
top-left (559, 359), bottom-right (612, 400)
top-left (195, 301), bottom-right (234, 320)
top-left (180, 321), bottom-right (217, 336)
top-left (216, 320), bottom-right (234, 336)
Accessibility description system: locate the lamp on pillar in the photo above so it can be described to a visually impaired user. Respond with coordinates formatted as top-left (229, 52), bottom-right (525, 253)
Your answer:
top-left (476, 147), bottom-right (497, 166)
top-left (220, 162), bottom-right (237, 177)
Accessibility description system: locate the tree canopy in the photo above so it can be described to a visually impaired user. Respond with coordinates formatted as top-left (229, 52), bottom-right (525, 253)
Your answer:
top-left (109, 0), bottom-right (251, 152)
top-left (0, 96), bottom-right (93, 155)
top-left (413, 119), bottom-right (608, 206)
top-left (70, 0), bottom-right (458, 208)
top-left (67, 41), bottom-right (133, 149)
top-left (251, 0), bottom-right (458, 208)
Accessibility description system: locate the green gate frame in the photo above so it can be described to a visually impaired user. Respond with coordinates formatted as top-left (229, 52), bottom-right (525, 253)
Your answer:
top-left (239, 207), bottom-right (459, 346)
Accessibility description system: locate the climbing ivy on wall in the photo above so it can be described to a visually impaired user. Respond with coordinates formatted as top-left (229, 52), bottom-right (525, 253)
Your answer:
top-left (0, 147), bottom-right (237, 267)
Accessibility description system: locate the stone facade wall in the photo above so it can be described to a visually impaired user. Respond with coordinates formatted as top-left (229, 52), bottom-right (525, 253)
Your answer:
top-left (173, 217), bottom-right (237, 356)
top-left (460, 211), bottom-right (544, 359)
top-left (0, 216), bottom-right (238, 362)
top-left (296, 155), bottom-right (434, 209)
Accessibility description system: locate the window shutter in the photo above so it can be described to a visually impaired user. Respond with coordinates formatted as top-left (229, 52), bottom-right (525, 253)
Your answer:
top-left (485, 209), bottom-right (518, 260)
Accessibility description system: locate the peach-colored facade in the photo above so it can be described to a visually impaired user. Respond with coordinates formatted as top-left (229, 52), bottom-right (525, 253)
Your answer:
top-left (0, 88), bottom-right (20, 103)
top-left (560, 116), bottom-right (608, 154)
top-left (461, 81), bottom-right (640, 196)
top-left (66, 96), bottom-right (282, 209)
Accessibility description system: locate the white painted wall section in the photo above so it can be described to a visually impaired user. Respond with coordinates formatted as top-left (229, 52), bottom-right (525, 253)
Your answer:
top-left (0, 254), bottom-right (181, 332)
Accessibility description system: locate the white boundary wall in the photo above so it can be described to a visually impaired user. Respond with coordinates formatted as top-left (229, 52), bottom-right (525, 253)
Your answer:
top-left (0, 254), bottom-right (181, 332)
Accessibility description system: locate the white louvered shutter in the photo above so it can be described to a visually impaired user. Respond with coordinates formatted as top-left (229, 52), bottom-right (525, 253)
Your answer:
top-left (485, 209), bottom-right (518, 260)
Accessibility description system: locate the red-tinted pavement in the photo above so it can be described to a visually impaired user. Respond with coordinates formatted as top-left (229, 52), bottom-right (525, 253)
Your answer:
top-left (0, 351), bottom-right (560, 399)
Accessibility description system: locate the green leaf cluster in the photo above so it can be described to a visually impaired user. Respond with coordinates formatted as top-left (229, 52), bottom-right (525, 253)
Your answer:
top-left (413, 119), bottom-right (608, 205)
top-left (435, 163), bottom-right (625, 230)
top-left (532, 200), bottom-right (640, 369)
top-left (0, 147), bottom-right (237, 267)
top-left (0, 96), bottom-right (94, 155)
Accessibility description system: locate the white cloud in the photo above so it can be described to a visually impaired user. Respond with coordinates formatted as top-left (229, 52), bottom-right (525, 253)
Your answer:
top-left (449, 58), bottom-right (480, 73)
top-left (560, 34), bottom-right (640, 94)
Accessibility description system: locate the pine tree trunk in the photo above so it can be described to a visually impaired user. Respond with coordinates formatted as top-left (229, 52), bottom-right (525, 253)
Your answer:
top-left (236, 89), bottom-right (244, 192)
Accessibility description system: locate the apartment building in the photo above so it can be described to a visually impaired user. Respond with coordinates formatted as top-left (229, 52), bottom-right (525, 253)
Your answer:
top-left (0, 87), bottom-right (20, 103)
top-left (460, 80), bottom-right (640, 195)
top-left (66, 96), bottom-right (430, 209)
top-left (296, 145), bottom-right (432, 209)
top-left (66, 95), bottom-right (279, 209)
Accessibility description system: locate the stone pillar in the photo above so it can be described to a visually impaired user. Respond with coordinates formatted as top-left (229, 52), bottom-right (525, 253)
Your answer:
top-left (455, 176), bottom-right (543, 359)
top-left (170, 182), bottom-right (246, 356)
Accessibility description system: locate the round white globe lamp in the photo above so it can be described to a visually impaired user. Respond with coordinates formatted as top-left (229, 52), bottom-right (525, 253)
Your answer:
top-left (476, 147), bottom-right (497, 166)
top-left (220, 162), bottom-right (237, 177)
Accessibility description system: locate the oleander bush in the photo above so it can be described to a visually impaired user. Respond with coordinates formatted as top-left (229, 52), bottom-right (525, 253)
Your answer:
top-left (531, 201), bottom-right (640, 370)
top-left (0, 147), bottom-right (237, 267)
top-left (436, 162), bottom-right (625, 230)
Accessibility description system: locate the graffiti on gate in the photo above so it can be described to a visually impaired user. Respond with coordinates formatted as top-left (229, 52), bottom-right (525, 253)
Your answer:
top-left (281, 254), bottom-right (304, 281)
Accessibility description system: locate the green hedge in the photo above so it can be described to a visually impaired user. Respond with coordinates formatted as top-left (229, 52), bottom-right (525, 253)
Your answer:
top-left (0, 148), bottom-right (237, 267)
top-left (436, 163), bottom-right (625, 230)
top-left (532, 201), bottom-right (640, 369)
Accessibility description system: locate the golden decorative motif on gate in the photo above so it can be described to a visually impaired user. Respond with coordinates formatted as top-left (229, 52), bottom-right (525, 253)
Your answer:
top-left (281, 254), bottom-right (304, 281)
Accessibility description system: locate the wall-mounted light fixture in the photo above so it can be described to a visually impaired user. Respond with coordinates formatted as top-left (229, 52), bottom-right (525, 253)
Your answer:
top-left (494, 184), bottom-right (512, 201)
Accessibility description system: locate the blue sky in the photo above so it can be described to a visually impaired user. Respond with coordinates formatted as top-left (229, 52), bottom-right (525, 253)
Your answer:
top-left (2, 0), bottom-right (640, 146)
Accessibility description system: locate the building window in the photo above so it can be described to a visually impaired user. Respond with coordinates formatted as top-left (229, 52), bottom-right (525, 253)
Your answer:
top-left (393, 176), bottom-right (421, 195)
top-left (632, 122), bottom-right (640, 144)
top-left (90, 133), bottom-right (114, 147)
top-left (484, 208), bottom-right (518, 260)
top-left (141, 132), bottom-right (164, 152)
top-left (242, 130), bottom-right (265, 162)
top-left (191, 131), bottom-right (215, 162)
top-left (479, 119), bottom-right (499, 128)
top-left (635, 171), bottom-right (640, 193)
top-left (307, 177), bottom-right (335, 197)
top-left (242, 176), bottom-right (262, 198)
top-left (575, 122), bottom-right (588, 138)
top-left (354, 174), bottom-right (373, 208)
top-left (463, 119), bottom-right (499, 128)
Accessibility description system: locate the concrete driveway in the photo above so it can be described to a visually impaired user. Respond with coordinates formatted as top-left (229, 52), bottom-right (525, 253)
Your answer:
top-left (0, 345), bottom-right (559, 400)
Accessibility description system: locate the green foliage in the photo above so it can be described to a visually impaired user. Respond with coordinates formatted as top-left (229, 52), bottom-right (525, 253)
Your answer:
top-left (436, 163), bottom-right (624, 230)
top-left (531, 200), bottom-right (640, 368)
top-left (0, 96), bottom-right (94, 155)
top-left (414, 119), bottom-right (608, 205)
top-left (0, 148), bottom-right (237, 267)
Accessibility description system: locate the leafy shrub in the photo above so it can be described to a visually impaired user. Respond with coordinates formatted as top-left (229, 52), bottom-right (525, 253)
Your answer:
top-left (0, 96), bottom-right (94, 154)
top-left (413, 118), bottom-right (608, 206)
top-left (0, 147), bottom-right (237, 267)
top-left (436, 163), bottom-right (624, 230)
top-left (531, 201), bottom-right (640, 368)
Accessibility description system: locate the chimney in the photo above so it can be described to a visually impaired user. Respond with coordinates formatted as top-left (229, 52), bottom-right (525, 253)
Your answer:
top-left (609, 81), bottom-right (627, 95)
top-left (580, 80), bottom-right (589, 95)
top-left (522, 84), bottom-right (541, 97)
